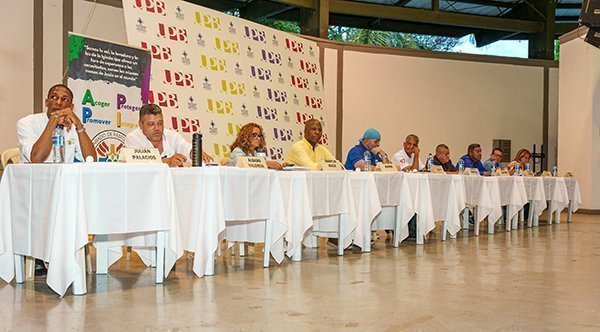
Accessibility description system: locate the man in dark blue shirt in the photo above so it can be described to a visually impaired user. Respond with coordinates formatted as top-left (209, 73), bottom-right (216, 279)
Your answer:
top-left (344, 128), bottom-right (385, 170)
top-left (456, 143), bottom-right (487, 175)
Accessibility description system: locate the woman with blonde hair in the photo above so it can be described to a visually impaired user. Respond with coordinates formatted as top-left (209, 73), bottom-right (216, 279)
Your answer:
top-left (508, 148), bottom-right (531, 174)
top-left (229, 122), bottom-right (284, 170)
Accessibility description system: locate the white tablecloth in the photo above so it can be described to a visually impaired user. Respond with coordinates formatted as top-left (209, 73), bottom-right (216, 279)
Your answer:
top-left (461, 175), bottom-right (503, 228)
top-left (564, 178), bottom-right (582, 212)
top-left (541, 177), bottom-right (570, 215)
top-left (0, 163), bottom-right (182, 296)
top-left (371, 172), bottom-right (415, 244)
top-left (403, 173), bottom-right (436, 244)
top-left (495, 176), bottom-right (528, 223)
top-left (347, 172), bottom-right (382, 251)
top-left (521, 177), bottom-right (547, 217)
top-left (426, 174), bottom-right (466, 237)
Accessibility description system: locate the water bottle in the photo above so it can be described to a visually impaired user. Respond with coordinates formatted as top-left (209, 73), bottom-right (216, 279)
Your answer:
top-left (363, 150), bottom-right (371, 172)
top-left (552, 165), bottom-right (558, 177)
top-left (51, 125), bottom-right (64, 163)
top-left (458, 159), bottom-right (465, 175)
top-left (491, 162), bottom-right (496, 176)
top-left (515, 164), bottom-right (521, 176)
top-left (525, 163), bottom-right (531, 173)
top-left (426, 153), bottom-right (433, 172)
top-left (191, 133), bottom-right (202, 167)
top-left (256, 148), bottom-right (267, 160)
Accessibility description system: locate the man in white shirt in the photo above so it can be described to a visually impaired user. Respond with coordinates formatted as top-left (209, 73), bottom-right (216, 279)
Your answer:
top-left (17, 84), bottom-right (97, 163)
top-left (392, 134), bottom-right (425, 171)
top-left (124, 103), bottom-right (212, 167)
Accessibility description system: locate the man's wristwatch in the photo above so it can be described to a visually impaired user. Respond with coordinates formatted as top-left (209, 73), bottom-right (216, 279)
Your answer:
top-left (76, 126), bottom-right (86, 134)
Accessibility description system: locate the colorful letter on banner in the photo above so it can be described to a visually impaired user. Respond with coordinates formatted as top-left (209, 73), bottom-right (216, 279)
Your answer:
top-left (67, 33), bottom-right (151, 162)
top-left (122, 0), bottom-right (330, 159)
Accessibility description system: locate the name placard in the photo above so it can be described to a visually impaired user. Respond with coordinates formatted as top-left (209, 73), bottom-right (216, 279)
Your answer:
top-left (430, 165), bottom-right (445, 174)
top-left (495, 168), bottom-right (510, 176)
top-left (541, 171), bottom-right (553, 177)
top-left (319, 160), bottom-right (343, 171)
top-left (564, 172), bottom-right (574, 178)
top-left (237, 156), bottom-right (267, 169)
top-left (523, 170), bottom-right (535, 177)
top-left (464, 167), bottom-right (481, 176)
top-left (375, 162), bottom-right (397, 172)
top-left (118, 148), bottom-right (161, 163)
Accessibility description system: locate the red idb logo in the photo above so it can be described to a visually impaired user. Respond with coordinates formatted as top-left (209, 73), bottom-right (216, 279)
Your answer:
top-left (305, 95), bottom-right (323, 110)
top-left (133, 0), bottom-right (166, 15)
top-left (299, 60), bottom-right (318, 74)
top-left (285, 38), bottom-right (304, 54)
top-left (140, 42), bottom-right (172, 62)
top-left (157, 23), bottom-right (188, 43)
top-left (171, 117), bottom-right (200, 133)
top-left (164, 70), bottom-right (194, 87)
top-left (148, 91), bottom-right (178, 108)
top-left (295, 112), bottom-right (314, 124)
top-left (290, 75), bottom-right (309, 89)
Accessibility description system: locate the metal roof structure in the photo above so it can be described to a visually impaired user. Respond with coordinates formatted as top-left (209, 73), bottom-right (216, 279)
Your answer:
top-left (189, 0), bottom-right (584, 59)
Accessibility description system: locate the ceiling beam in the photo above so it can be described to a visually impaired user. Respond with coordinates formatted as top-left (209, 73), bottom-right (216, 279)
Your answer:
top-left (555, 16), bottom-right (582, 22)
top-left (327, 0), bottom-right (544, 32)
top-left (446, 0), bottom-right (519, 9)
top-left (187, 0), bottom-right (242, 11)
top-left (268, 0), bottom-right (317, 9)
top-left (240, 1), bottom-right (295, 20)
top-left (556, 3), bottom-right (582, 9)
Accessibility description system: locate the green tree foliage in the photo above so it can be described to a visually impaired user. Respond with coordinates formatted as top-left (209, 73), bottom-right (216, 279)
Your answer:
top-left (258, 19), bottom-right (459, 52)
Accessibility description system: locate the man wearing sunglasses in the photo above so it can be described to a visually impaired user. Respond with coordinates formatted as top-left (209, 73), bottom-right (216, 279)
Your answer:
top-left (124, 103), bottom-right (212, 167)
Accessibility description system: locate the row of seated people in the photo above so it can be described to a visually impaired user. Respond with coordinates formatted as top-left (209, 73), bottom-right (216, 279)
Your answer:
top-left (17, 85), bottom-right (532, 176)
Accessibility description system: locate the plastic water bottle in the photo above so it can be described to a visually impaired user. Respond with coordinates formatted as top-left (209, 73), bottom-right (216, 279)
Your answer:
top-left (426, 153), bottom-right (433, 172)
top-left (51, 125), bottom-right (64, 163)
top-left (525, 163), bottom-right (531, 173)
top-left (491, 162), bottom-right (496, 176)
top-left (552, 165), bottom-right (558, 177)
top-left (363, 150), bottom-right (371, 172)
top-left (458, 159), bottom-right (465, 175)
top-left (515, 164), bottom-right (521, 176)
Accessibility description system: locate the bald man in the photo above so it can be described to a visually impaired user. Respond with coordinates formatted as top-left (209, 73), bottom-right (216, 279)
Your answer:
top-left (285, 119), bottom-right (335, 170)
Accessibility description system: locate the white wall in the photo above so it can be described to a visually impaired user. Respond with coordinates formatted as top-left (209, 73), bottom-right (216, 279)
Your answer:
top-left (0, 1), bottom-right (34, 153)
top-left (340, 50), bottom-right (546, 164)
top-left (323, 47), bottom-right (339, 157)
top-left (558, 35), bottom-right (600, 209)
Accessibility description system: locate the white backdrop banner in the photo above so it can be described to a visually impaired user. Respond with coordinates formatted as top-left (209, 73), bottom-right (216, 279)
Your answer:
top-left (122, 0), bottom-right (331, 160)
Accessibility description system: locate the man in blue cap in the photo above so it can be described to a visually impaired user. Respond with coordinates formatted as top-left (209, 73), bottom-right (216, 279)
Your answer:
top-left (344, 128), bottom-right (388, 170)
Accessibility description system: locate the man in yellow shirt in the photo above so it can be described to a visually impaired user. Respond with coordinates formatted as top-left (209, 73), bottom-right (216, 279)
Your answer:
top-left (286, 119), bottom-right (335, 170)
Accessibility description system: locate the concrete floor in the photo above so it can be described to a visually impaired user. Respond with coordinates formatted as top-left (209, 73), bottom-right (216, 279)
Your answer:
top-left (1, 213), bottom-right (599, 331)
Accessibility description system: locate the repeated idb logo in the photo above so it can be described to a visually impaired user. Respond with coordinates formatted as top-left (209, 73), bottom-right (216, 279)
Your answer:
top-left (299, 60), bottom-right (318, 74)
top-left (226, 122), bottom-right (243, 136)
top-left (319, 133), bottom-right (329, 145)
top-left (285, 38), bottom-right (304, 54)
top-left (148, 90), bottom-right (179, 109)
top-left (268, 147), bottom-right (284, 160)
top-left (295, 111), bottom-right (314, 124)
top-left (267, 88), bottom-right (287, 104)
top-left (243, 26), bottom-right (266, 43)
top-left (290, 75), bottom-right (309, 90)
top-left (261, 49), bottom-right (282, 65)
top-left (157, 23), bottom-right (188, 43)
top-left (304, 95), bottom-right (323, 110)
top-left (133, 0), bottom-right (166, 16)
top-left (195, 10), bottom-right (221, 30)
top-left (256, 105), bottom-right (278, 121)
top-left (212, 143), bottom-right (230, 158)
top-left (272, 127), bottom-right (294, 142)
top-left (140, 42), bottom-right (172, 62)
top-left (200, 55), bottom-right (227, 72)
top-left (92, 130), bottom-right (126, 162)
top-left (250, 65), bottom-right (272, 82)
top-left (220, 79), bottom-right (246, 96)
top-left (171, 117), bottom-right (201, 133)
top-left (163, 69), bottom-right (194, 88)
top-left (214, 37), bottom-right (239, 55)
top-left (206, 98), bottom-right (233, 115)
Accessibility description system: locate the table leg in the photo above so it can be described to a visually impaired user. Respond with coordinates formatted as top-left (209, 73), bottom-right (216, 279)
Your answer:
top-left (239, 242), bottom-right (245, 257)
top-left (488, 217), bottom-right (495, 234)
top-left (95, 234), bottom-right (108, 274)
top-left (442, 220), bottom-right (448, 241)
top-left (527, 201), bottom-right (534, 227)
top-left (506, 206), bottom-right (512, 231)
top-left (337, 215), bottom-right (344, 256)
top-left (14, 255), bottom-right (25, 284)
top-left (363, 228), bottom-right (371, 253)
top-left (547, 201), bottom-right (553, 224)
top-left (568, 201), bottom-right (573, 223)
top-left (555, 208), bottom-right (561, 224)
top-left (155, 231), bottom-right (165, 284)
top-left (263, 219), bottom-right (273, 267)
top-left (511, 213), bottom-right (518, 230)
top-left (474, 206), bottom-right (480, 236)
top-left (72, 248), bottom-right (87, 295)
top-left (393, 206), bottom-right (401, 248)
top-left (204, 252), bottom-right (215, 276)
top-left (292, 243), bottom-right (302, 262)
top-left (462, 209), bottom-right (469, 230)
top-left (416, 215), bottom-right (424, 245)
top-left (519, 208), bottom-right (525, 223)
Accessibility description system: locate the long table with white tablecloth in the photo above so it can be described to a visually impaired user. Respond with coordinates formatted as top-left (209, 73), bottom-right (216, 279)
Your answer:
top-left (0, 164), bottom-right (582, 296)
